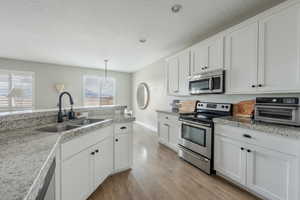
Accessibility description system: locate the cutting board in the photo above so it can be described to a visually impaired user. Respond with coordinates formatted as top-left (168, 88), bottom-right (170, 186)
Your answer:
top-left (233, 100), bottom-right (255, 118)
top-left (179, 100), bottom-right (197, 113)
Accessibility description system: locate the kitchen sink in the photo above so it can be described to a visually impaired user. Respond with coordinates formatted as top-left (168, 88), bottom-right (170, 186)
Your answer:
top-left (36, 118), bottom-right (106, 133)
top-left (36, 124), bottom-right (80, 133)
top-left (69, 118), bottom-right (106, 126)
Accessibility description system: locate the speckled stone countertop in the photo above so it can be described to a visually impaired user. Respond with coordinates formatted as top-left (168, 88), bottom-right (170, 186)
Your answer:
top-left (156, 110), bottom-right (193, 116)
top-left (213, 116), bottom-right (300, 139)
top-left (0, 115), bottom-right (135, 200)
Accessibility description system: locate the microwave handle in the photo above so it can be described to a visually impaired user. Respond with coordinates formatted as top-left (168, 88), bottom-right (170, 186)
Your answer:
top-left (209, 78), bottom-right (213, 90)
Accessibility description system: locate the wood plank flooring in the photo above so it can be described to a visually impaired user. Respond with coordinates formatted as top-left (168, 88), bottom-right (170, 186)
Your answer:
top-left (88, 124), bottom-right (260, 200)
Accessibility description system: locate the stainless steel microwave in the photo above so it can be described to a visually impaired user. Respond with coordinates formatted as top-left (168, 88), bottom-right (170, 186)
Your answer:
top-left (189, 69), bottom-right (224, 95)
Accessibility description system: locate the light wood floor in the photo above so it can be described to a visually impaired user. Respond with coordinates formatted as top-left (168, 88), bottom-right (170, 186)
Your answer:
top-left (88, 124), bottom-right (260, 200)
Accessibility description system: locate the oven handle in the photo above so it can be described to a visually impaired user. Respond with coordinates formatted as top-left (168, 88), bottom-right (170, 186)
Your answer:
top-left (255, 105), bottom-right (298, 110)
top-left (181, 120), bottom-right (211, 128)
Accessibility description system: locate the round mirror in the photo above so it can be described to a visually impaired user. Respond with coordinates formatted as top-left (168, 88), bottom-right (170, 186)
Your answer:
top-left (137, 83), bottom-right (150, 110)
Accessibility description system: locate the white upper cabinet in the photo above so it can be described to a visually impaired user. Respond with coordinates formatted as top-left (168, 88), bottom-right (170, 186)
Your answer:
top-left (258, 4), bottom-right (300, 93)
top-left (225, 22), bottom-right (259, 93)
top-left (167, 56), bottom-right (179, 95)
top-left (191, 35), bottom-right (224, 75)
top-left (167, 49), bottom-right (190, 96)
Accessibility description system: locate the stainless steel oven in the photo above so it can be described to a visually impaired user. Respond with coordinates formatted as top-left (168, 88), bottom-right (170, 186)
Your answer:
top-left (179, 120), bottom-right (212, 158)
top-left (189, 69), bottom-right (224, 95)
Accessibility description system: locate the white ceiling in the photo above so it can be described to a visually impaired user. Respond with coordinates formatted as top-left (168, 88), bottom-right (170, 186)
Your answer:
top-left (0, 0), bottom-right (285, 72)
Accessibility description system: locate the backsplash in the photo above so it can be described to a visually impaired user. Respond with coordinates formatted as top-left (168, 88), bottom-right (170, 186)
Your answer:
top-left (0, 105), bottom-right (126, 132)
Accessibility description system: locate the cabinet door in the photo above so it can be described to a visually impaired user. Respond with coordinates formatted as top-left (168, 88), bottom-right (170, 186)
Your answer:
top-left (258, 5), bottom-right (300, 92)
top-left (214, 135), bottom-right (246, 185)
top-left (114, 134), bottom-right (130, 171)
top-left (246, 145), bottom-right (298, 200)
top-left (168, 122), bottom-right (180, 151)
top-left (192, 42), bottom-right (208, 75)
top-left (93, 137), bottom-right (113, 190)
top-left (158, 121), bottom-right (169, 145)
top-left (226, 23), bottom-right (258, 93)
top-left (178, 50), bottom-right (191, 95)
top-left (61, 148), bottom-right (92, 200)
top-left (207, 36), bottom-right (223, 71)
top-left (168, 57), bottom-right (179, 94)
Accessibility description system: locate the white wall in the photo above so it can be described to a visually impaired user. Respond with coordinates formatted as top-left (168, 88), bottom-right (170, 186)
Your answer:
top-left (132, 59), bottom-right (300, 131)
top-left (0, 58), bottom-right (132, 109)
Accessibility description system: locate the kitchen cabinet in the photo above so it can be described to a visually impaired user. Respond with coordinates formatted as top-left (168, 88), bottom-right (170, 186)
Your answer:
top-left (61, 147), bottom-right (92, 200)
top-left (226, 3), bottom-right (300, 94)
top-left (61, 136), bottom-right (113, 200)
top-left (114, 123), bottom-right (133, 172)
top-left (166, 49), bottom-right (190, 96)
top-left (93, 137), bottom-right (113, 190)
top-left (191, 35), bottom-right (223, 75)
top-left (257, 4), bottom-right (300, 93)
top-left (157, 112), bottom-right (181, 151)
top-left (214, 135), bottom-right (246, 185)
top-left (214, 125), bottom-right (299, 200)
top-left (225, 22), bottom-right (259, 93)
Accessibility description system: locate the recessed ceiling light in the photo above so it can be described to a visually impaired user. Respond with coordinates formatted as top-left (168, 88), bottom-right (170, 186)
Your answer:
top-left (171, 4), bottom-right (182, 13)
top-left (139, 38), bottom-right (147, 43)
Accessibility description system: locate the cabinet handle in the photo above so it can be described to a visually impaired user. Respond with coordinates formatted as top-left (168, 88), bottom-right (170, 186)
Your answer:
top-left (201, 67), bottom-right (204, 70)
top-left (120, 126), bottom-right (127, 130)
top-left (241, 147), bottom-right (244, 151)
top-left (251, 85), bottom-right (256, 88)
top-left (205, 66), bottom-right (208, 69)
top-left (95, 149), bottom-right (99, 153)
top-left (243, 134), bottom-right (252, 139)
top-left (91, 152), bottom-right (95, 155)
top-left (165, 117), bottom-right (168, 119)
top-left (115, 138), bottom-right (119, 142)
top-left (258, 84), bottom-right (263, 87)
top-left (247, 149), bottom-right (252, 153)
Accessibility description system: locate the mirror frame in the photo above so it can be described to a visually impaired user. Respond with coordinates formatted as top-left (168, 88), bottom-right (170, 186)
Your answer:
top-left (137, 82), bottom-right (150, 110)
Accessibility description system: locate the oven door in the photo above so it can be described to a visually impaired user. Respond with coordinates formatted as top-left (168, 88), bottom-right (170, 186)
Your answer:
top-left (189, 78), bottom-right (212, 94)
top-left (179, 121), bottom-right (212, 159)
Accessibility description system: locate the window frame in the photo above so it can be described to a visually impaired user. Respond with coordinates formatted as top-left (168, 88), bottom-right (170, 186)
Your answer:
top-left (82, 75), bottom-right (116, 107)
top-left (0, 69), bottom-right (35, 111)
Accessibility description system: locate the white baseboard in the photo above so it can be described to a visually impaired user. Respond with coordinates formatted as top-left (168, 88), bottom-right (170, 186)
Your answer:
top-left (135, 121), bottom-right (157, 133)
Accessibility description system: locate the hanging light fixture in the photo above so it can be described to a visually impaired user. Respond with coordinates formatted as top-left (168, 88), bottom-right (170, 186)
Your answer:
top-left (104, 59), bottom-right (108, 81)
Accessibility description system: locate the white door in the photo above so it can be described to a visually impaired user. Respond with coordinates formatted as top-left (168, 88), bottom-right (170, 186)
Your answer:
top-left (168, 57), bottom-right (179, 94)
top-left (114, 134), bottom-right (130, 171)
top-left (214, 135), bottom-right (246, 185)
top-left (246, 144), bottom-right (298, 200)
top-left (226, 22), bottom-right (259, 93)
top-left (178, 50), bottom-right (191, 95)
top-left (207, 36), bottom-right (223, 71)
top-left (61, 148), bottom-right (92, 200)
top-left (258, 4), bottom-right (300, 92)
top-left (93, 137), bottom-right (113, 190)
top-left (158, 121), bottom-right (169, 145)
top-left (192, 42), bottom-right (208, 75)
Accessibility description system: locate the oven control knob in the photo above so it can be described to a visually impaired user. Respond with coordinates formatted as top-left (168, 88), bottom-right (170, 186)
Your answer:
top-left (221, 105), bottom-right (225, 108)
top-left (225, 106), bottom-right (229, 109)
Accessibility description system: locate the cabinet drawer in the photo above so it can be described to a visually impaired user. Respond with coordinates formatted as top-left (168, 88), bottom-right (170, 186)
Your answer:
top-left (215, 124), bottom-right (299, 156)
top-left (158, 113), bottom-right (179, 123)
top-left (114, 123), bottom-right (132, 135)
top-left (62, 125), bottom-right (113, 161)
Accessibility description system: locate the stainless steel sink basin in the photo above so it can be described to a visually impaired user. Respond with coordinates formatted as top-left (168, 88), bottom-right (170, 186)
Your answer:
top-left (70, 118), bottom-right (106, 126)
top-left (36, 124), bottom-right (80, 133)
top-left (36, 118), bottom-right (106, 133)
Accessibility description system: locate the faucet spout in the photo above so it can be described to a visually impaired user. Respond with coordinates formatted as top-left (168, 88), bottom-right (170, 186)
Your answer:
top-left (57, 92), bottom-right (75, 123)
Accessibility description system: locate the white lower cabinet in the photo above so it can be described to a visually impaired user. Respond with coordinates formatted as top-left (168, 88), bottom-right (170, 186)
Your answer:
top-left (214, 136), bottom-right (246, 185)
top-left (214, 126), bottom-right (299, 200)
top-left (157, 112), bottom-right (181, 151)
top-left (61, 147), bottom-right (92, 200)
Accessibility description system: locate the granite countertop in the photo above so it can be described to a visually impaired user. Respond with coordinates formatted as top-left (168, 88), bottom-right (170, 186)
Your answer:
top-left (213, 116), bottom-right (300, 139)
top-left (156, 110), bottom-right (194, 116)
top-left (0, 115), bottom-right (135, 200)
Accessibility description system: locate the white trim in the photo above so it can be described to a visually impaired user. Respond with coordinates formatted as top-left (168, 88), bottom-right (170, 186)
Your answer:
top-left (135, 121), bottom-right (157, 133)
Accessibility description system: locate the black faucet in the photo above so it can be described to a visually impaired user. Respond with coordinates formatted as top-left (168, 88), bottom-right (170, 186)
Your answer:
top-left (57, 92), bottom-right (76, 123)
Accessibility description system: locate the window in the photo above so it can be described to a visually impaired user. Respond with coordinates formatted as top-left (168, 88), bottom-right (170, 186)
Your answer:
top-left (83, 76), bottom-right (115, 106)
top-left (0, 70), bottom-right (34, 111)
